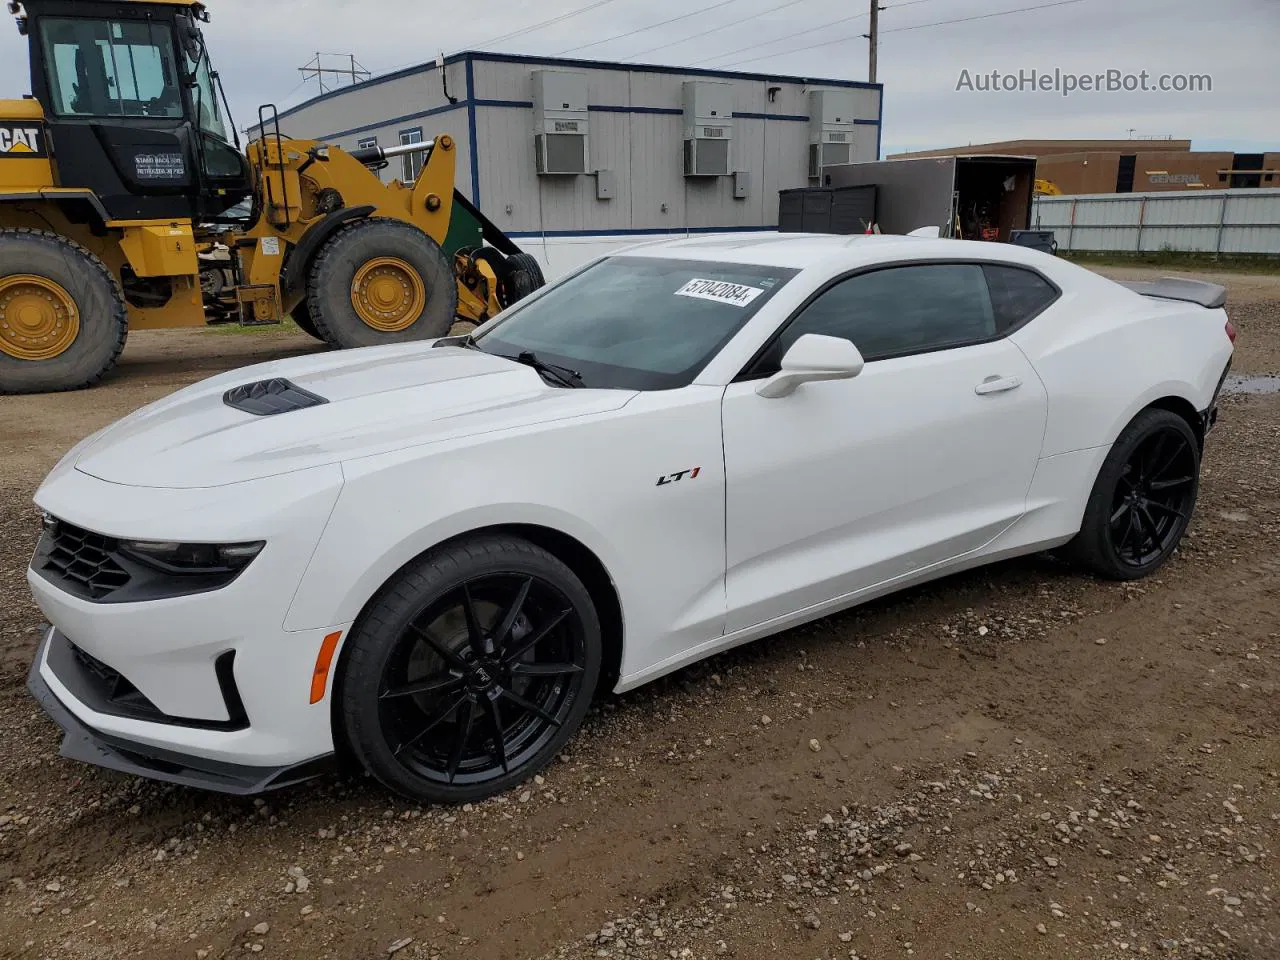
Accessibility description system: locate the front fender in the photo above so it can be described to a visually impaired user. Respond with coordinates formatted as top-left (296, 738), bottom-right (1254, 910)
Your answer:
top-left (280, 391), bottom-right (729, 684)
top-left (284, 496), bottom-right (626, 634)
top-left (279, 204), bottom-right (376, 305)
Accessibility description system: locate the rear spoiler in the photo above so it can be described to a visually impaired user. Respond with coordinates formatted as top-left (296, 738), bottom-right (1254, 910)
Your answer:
top-left (1118, 277), bottom-right (1226, 309)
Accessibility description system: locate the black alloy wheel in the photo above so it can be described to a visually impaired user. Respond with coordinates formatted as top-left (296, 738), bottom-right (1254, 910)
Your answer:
top-left (1107, 425), bottom-right (1198, 567)
top-left (340, 536), bottom-right (601, 803)
top-left (1067, 408), bottom-right (1201, 580)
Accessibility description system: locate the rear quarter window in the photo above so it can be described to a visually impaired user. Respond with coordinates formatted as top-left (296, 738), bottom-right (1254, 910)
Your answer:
top-left (983, 264), bottom-right (1060, 332)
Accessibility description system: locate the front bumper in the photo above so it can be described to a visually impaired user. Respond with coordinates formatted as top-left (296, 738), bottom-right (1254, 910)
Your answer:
top-left (28, 627), bottom-right (332, 794)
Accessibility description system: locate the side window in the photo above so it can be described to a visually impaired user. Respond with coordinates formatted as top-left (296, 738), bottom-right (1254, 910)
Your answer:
top-left (398, 127), bottom-right (425, 182)
top-left (983, 265), bottom-right (1059, 331)
top-left (754, 263), bottom-right (996, 375)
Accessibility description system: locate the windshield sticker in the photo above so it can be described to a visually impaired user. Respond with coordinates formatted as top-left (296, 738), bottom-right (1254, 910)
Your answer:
top-left (674, 278), bottom-right (765, 307)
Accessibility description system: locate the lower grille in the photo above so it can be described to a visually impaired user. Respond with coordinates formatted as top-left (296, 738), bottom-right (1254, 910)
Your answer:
top-left (41, 520), bottom-right (131, 600)
top-left (44, 630), bottom-right (249, 731)
top-left (71, 642), bottom-right (161, 717)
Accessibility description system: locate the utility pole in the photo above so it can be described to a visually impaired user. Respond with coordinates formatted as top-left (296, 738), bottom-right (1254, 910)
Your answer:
top-left (867, 0), bottom-right (880, 83)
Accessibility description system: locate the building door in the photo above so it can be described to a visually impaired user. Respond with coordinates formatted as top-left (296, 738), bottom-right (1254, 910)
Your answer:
top-left (1116, 155), bottom-right (1136, 193)
top-left (1231, 154), bottom-right (1264, 189)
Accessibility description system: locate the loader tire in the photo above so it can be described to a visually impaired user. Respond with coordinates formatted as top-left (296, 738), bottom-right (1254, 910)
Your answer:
top-left (306, 218), bottom-right (457, 349)
top-left (0, 229), bottom-right (128, 395)
top-left (503, 252), bottom-right (546, 306)
top-left (290, 301), bottom-right (327, 343)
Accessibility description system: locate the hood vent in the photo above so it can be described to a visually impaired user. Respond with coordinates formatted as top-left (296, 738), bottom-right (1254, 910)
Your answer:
top-left (223, 378), bottom-right (328, 416)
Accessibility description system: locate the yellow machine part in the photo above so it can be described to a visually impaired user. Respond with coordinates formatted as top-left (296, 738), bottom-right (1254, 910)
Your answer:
top-left (113, 221), bottom-right (200, 278)
top-left (248, 134), bottom-right (456, 245)
top-left (109, 220), bottom-right (205, 328)
top-left (235, 132), bottom-right (503, 324)
top-left (350, 256), bottom-right (427, 332)
top-left (3, 97), bottom-right (499, 334)
top-left (0, 273), bottom-right (79, 360)
top-left (1, 203), bottom-right (205, 331)
top-left (2, 99), bottom-right (203, 330)
top-left (0, 99), bottom-right (52, 190)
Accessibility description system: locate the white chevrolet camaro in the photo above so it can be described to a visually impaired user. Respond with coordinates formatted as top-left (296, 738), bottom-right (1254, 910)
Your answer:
top-left (27, 234), bottom-right (1234, 803)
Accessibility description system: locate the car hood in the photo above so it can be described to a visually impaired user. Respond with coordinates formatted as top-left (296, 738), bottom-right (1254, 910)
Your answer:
top-left (71, 343), bottom-right (636, 489)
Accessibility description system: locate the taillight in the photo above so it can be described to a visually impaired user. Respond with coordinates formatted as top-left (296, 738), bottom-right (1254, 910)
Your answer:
top-left (1225, 319), bottom-right (1237, 343)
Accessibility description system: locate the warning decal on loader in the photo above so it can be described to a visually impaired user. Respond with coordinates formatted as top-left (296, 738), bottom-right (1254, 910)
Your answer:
top-left (0, 123), bottom-right (45, 157)
top-left (134, 152), bottom-right (187, 180)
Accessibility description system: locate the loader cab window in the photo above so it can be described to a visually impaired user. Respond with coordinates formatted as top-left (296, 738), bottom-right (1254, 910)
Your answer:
top-left (176, 18), bottom-right (230, 142)
top-left (40, 18), bottom-right (184, 119)
top-left (173, 15), bottom-right (243, 182)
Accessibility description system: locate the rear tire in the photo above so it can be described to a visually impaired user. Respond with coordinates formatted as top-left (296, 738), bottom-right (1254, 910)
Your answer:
top-left (503, 251), bottom-right (546, 306)
top-left (1066, 408), bottom-right (1200, 580)
top-left (338, 534), bottom-right (601, 804)
top-left (0, 229), bottom-right (128, 395)
top-left (306, 218), bottom-right (457, 349)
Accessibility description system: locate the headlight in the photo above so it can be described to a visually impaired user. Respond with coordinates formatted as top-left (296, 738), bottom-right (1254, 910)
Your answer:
top-left (117, 539), bottom-right (265, 573)
top-left (34, 518), bottom-right (267, 604)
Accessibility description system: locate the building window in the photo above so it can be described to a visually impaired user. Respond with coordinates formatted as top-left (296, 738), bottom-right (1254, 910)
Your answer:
top-left (399, 127), bottom-right (425, 182)
top-left (357, 136), bottom-right (378, 150)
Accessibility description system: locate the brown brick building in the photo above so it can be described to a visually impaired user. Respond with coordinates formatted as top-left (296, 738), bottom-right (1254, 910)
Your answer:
top-left (889, 140), bottom-right (1280, 195)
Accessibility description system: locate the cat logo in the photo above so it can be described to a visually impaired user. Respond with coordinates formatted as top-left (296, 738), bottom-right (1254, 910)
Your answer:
top-left (0, 124), bottom-right (45, 157)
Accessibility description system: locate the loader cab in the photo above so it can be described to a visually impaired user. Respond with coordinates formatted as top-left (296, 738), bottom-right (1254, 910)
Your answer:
top-left (20, 0), bottom-right (251, 221)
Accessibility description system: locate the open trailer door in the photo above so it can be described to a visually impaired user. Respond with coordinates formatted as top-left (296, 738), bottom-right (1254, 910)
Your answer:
top-left (953, 155), bottom-right (1036, 241)
top-left (819, 155), bottom-right (1037, 240)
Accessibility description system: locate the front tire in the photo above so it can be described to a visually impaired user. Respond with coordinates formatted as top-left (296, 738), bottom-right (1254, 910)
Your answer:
top-left (338, 535), bottom-right (601, 803)
top-left (1067, 408), bottom-right (1201, 580)
top-left (290, 301), bottom-right (327, 343)
top-left (0, 229), bottom-right (128, 394)
top-left (306, 218), bottom-right (457, 349)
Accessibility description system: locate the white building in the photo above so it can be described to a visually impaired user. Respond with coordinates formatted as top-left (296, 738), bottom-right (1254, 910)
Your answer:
top-left (260, 51), bottom-right (883, 268)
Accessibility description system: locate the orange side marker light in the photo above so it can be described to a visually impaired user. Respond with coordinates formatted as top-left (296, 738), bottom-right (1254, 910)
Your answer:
top-left (309, 631), bottom-right (343, 704)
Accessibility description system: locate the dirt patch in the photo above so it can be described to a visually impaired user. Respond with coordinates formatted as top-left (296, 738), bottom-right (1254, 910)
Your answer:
top-left (0, 274), bottom-right (1276, 960)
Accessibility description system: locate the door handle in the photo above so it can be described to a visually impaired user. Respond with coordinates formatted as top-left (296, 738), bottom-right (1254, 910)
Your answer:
top-left (974, 375), bottom-right (1022, 395)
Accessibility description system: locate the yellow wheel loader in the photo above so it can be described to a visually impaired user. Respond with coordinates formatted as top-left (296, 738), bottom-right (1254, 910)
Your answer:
top-left (0, 0), bottom-right (543, 394)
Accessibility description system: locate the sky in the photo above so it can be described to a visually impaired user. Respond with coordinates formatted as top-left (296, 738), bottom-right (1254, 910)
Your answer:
top-left (2, 0), bottom-right (1276, 155)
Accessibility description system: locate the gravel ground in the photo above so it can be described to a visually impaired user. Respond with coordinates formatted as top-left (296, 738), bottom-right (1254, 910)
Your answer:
top-left (0, 268), bottom-right (1276, 960)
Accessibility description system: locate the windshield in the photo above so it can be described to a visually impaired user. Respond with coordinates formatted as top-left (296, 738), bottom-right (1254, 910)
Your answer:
top-left (40, 17), bottom-right (183, 119)
top-left (475, 256), bottom-right (798, 390)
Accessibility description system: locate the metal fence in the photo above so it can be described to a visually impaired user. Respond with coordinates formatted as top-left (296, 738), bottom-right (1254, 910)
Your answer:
top-left (1030, 188), bottom-right (1280, 254)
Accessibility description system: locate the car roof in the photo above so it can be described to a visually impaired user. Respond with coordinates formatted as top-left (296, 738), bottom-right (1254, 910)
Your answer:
top-left (619, 232), bottom-right (1056, 271)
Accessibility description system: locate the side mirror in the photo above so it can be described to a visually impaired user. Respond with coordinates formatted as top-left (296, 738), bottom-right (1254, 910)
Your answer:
top-left (755, 334), bottom-right (865, 399)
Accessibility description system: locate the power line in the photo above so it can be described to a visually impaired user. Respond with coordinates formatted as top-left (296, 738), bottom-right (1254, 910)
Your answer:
top-left (716, 0), bottom-right (1088, 68)
top-left (376, 0), bottom-right (630, 75)
top-left (557, 0), bottom-right (749, 55)
top-left (882, 0), bottom-right (1085, 34)
top-left (473, 0), bottom-right (630, 49)
top-left (691, 0), bottom-right (945, 67)
top-left (623, 0), bottom-right (820, 60)
top-left (689, 10), bottom-right (868, 65)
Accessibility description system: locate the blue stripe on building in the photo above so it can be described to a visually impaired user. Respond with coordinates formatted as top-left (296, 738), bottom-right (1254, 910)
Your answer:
top-left (318, 100), bottom-right (881, 143)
